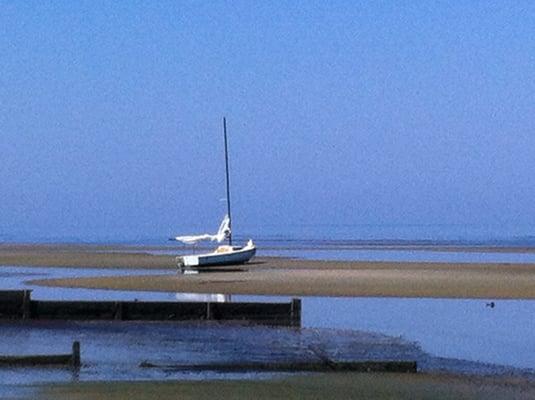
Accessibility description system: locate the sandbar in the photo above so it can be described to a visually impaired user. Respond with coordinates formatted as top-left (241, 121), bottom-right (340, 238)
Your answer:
top-left (4, 244), bottom-right (535, 299)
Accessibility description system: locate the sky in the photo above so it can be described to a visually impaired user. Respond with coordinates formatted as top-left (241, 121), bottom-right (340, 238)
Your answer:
top-left (1, 1), bottom-right (534, 241)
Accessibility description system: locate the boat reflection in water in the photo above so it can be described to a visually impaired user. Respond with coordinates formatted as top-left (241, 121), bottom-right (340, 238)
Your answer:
top-left (175, 293), bottom-right (231, 303)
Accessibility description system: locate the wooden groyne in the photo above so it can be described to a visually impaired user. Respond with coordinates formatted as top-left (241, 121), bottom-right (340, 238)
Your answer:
top-left (0, 341), bottom-right (80, 368)
top-left (139, 360), bottom-right (418, 373)
top-left (0, 290), bottom-right (301, 327)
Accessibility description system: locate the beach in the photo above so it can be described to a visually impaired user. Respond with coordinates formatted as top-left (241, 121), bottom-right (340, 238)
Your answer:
top-left (2, 244), bottom-right (534, 299)
top-left (33, 373), bottom-right (535, 400)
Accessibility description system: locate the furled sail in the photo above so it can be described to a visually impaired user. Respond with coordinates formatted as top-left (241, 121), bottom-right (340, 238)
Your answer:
top-left (172, 215), bottom-right (230, 245)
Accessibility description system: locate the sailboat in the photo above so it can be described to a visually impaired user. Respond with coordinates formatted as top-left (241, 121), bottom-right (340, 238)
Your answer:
top-left (171, 118), bottom-right (256, 272)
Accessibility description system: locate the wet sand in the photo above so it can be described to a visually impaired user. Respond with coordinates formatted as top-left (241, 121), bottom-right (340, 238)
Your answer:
top-left (30, 263), bottom-right (535, 299)
top-left (0, 244), bottom-right (174, 269)
top-left (3, 244), bottom-right (535, 299)
top-left (34, 373), bottom-right (535, 400)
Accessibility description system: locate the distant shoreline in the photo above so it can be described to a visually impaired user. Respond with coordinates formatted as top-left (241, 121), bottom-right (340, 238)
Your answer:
top-left (2, 244), bottom-right (535, 299)
top-left (3, 242), bottom-right (535, 254)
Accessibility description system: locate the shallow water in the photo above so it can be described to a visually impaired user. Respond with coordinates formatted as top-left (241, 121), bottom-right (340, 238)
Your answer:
top-left (0, 266), bottom-right (231, 303)
top-left (0, 321), bottom-right (427, 385)
top-left (232, 294), bottom-right (535, 371)
top-left (1, 265), bottom-right (535, 371)
top-left (0, 266), bottom-right (175, 301)
top-left (301, 297), bottom-right (535, 370)
top-left (263, 248), bottom-right (535, 263)
top-left (153, 246), bottom-right (535, 264)
top-left (152, 238), bottom-right (535, 263)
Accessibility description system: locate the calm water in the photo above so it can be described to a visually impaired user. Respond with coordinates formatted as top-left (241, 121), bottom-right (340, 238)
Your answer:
top-left (6, 222), bottom-right (535, 246)
top-left (0, 266), bottom-right (174, 302)
top-left (262, 248), bottom-right (535, 263)
top-left (0, 321), bottom-right (430, 385)
top-left (302, 297), bottom-right (535, 370)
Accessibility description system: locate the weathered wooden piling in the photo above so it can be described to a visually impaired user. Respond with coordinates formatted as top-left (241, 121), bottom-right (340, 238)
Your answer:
top-left (0, 341), bottom-right (81, 368)
top-left (290, 298), bottom-right (301, 327)
top-left (0, 291), bottom-right (26, 319)
top-left (114, 301), bottom-right (123, 320)
top-left (22, 290), bottom-right (31, 319)
top-left (0, 290), bottom-right (301, 327)
top-left (72, 341), bottom-right (80, 368)
top-left (206, 302), bottom-right (213, 320)
top-left (139, 360), bottom-right (418, 373)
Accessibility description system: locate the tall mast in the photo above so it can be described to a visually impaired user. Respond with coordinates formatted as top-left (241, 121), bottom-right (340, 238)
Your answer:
top-left (223, 117), bottom-right (232, 246)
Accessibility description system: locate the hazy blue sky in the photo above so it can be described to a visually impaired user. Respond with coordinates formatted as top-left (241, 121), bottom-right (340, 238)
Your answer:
top-left (1, 1), bottom-right (534, 240)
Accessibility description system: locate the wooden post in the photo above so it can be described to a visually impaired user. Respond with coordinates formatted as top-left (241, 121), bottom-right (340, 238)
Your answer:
top-left (72, 341), bottom-right (80, 368)
top-left (206, 302), bottom-right (212, 320)
top-left (290, 298), bottom-right (301, 327)
top-left (114, 302), bottom-right (123, 320)
top-left (22, 290), bottom-right (32, 320)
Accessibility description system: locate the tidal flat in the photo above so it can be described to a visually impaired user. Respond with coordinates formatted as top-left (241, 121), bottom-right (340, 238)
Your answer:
top-left (31, 373), bottom-right (535, 400)
top-left (1, 243), bottom-right (535, 399)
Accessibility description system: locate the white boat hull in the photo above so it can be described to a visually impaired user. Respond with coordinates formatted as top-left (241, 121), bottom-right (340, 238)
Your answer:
top-left (177, 240), bottom-right (256, 272)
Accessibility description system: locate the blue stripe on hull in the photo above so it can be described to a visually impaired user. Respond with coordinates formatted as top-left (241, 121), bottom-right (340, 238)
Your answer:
top-left (197, 247), bottom-right (256, 267)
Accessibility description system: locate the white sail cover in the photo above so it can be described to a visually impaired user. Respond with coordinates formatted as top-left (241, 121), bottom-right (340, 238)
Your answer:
top-left (173, 215), bottom-right (230, 245)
